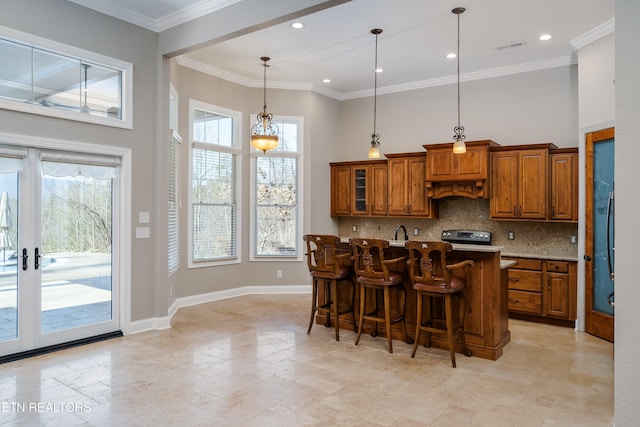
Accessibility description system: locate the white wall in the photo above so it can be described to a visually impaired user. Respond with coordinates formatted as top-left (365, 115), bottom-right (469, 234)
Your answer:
top-left (615, 0), bottom-right (640, 423)
top-left (578, 33), bottom-right (616, 130)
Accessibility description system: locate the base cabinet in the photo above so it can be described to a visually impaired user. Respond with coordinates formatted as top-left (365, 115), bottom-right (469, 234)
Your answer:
top-left (505, 257), bottom-right (577, 326)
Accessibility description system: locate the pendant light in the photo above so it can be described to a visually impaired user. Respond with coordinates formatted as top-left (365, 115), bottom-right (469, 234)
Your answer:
top-left (367, 28), bottom-right (383, 159)
top-left (251, 56), bottom-right (279, 153)
top-left (452, 7), bottom-right (466, 154)
top-left (81, 63), bottom-right (91, 114)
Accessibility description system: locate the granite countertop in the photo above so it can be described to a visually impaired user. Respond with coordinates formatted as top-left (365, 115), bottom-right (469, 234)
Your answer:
top-left (340, 237), bottom-right (503, 253)
top-left (501, 252), bottom-right (579, 262)
top-left (500, 259), bottom-right (518, 269)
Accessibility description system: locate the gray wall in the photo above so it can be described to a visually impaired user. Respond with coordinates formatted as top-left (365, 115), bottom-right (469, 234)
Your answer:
top-left (171, 64), bottom-right (343, 298)
top-left (0, 0), bottom-right (160, 321)
top-left (615, 0), bottom-right (640, 423)
top-left (337, 66), bottom-right (579, 161)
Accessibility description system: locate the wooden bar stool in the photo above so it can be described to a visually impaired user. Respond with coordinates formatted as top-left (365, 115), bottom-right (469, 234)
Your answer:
top-left (350, 238), bottom-right (410, 353)
top-left (304, 234), bottom-right (357, 341)
top-left (405, 241), bottom-right (474, 367)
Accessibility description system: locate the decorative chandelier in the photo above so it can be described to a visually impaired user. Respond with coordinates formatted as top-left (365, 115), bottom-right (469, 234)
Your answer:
top-left (250, 56), bottom-right (279, 153)
top-left (452, 7), bottom-right (467, 154)
top-left (368, 28), bottom-right (383, 159)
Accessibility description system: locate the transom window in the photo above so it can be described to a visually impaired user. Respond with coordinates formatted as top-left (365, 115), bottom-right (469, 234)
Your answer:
top-left (0, 26), bottom-right (132, 129)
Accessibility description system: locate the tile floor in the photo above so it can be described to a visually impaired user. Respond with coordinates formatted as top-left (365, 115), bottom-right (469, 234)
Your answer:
top-left (0, 294), bottom-right (614, 426)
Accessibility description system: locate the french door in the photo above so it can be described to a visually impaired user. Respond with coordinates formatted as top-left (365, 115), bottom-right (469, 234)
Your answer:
top-left (0, 145), bottom-right (120, 357)
top-left (585, 128), bottom-right (615, 342)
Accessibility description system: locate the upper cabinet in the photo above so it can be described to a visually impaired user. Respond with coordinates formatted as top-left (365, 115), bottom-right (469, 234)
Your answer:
top-left (549, 148), bottom-right (578, 222)
top-left (490, 145), bottom-right (552, 220)
top-left (386, 152), bottom-right (438, 217)
top-left (331, 163), bottom-right (352, 216)
top-left (330, 160), bottom-right (387, 217)
top-left (423, 140), bottom-right (499, 199)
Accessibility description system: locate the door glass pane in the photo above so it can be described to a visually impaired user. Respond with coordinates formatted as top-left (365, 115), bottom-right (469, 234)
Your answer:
top-left (40, 170), bottom-right (113, 333)
top-left (0, 172), bottom-right (18, 342)
top-left (354, 168), bottom-right (367, 212)
top-left (592, 138), bottom-right (614, 315)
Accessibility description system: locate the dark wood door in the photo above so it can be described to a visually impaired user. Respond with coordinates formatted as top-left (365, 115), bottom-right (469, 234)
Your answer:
top-left (585, 127), bottom-right (615, 342)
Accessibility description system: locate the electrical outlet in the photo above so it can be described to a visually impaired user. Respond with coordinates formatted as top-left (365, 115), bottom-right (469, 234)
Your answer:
top-left (413, 227), bottom-right (419, 236)
top-left (570, 235), bottom-right (578, 244)
top-left (352, 224), bottom-right (357, 232)
top-left (276, 270), bottom-right (283, 278)
top-left (508, 231), bottom-right (515, 240)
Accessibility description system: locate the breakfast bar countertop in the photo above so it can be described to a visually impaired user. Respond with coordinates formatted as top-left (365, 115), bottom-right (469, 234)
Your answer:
top-left (340, 237), bottom-right (503, 253)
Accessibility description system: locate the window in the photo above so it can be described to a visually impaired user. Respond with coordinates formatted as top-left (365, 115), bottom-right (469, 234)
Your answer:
top-left (189, 100), bottom-right (241, 267)
top-left (0, 26), bottom-right (132, 129)
top-left (251, 117), bottom-right (302, 260)
top-left (168, 129), bottom-right (181, 275)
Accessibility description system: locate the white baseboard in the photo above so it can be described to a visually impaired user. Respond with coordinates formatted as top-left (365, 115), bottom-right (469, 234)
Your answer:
top-left (127, 284), bottom-right (311, 335)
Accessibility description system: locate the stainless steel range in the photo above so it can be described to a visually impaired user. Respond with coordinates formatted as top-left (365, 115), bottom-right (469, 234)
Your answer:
top-left (441, 229), bottom-right (492, 245)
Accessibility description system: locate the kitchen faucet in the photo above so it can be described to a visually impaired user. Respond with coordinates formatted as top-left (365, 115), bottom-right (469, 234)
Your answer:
top-left (394, 225), bottom-right (408, 241)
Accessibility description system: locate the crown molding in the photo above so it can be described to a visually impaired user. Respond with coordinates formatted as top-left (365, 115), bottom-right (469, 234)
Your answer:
top-left (177, 54), bottom-right (576, 102)
top-left (156, 0), bottom-right (243, 32)
top-left (341, 56), bottom-right (576, 100)
top-left (68, 0), bottom-right (241, 32)
top-left (571, 18), bottom-right (615, 50)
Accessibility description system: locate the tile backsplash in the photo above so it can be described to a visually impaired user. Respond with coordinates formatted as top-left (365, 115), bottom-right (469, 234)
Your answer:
top-left (336, 197), bottom-right (578, 260)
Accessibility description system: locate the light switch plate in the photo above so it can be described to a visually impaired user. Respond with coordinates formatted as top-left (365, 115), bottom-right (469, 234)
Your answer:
top-left (136, 227), bottom-right (150, 238)
top-left (139, 212), bottom-right (150, 224)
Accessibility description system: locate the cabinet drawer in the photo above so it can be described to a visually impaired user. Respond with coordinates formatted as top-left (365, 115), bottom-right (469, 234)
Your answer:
top-left (546, 261), bottom-right (569, 273)
top-left (506, 258), bottom-right (542, 271)
top-left (508, 269), bottom-right (542, 291)
top-left (508, 290), bottom-right (542, 314)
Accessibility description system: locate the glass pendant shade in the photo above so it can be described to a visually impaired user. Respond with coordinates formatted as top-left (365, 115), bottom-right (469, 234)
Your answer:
top-left (452, 138), bottom-right (467, 154)
top-left (251, 57), bottom-right (279, 153)
top-left (368, 145), bottom-right (381, 159)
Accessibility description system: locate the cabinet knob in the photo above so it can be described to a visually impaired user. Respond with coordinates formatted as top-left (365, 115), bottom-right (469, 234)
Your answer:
top-left (584, 255), bottom-right (592, 261)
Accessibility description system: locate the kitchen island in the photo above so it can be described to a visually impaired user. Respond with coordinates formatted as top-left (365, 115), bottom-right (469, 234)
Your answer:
top-left (315, 239), bottom-right (512, 360)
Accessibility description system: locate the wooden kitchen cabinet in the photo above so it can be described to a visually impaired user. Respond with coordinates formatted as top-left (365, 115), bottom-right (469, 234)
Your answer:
top-left (490, 146), bottom-right (549, 220)
top-left (423, 140), bottom-right (498, 199)
top-left (504, 256), bottom-right (576, 327)
top-left (330, 160), bottom-right (387, 216)
top-left (386, 152), bottom-right (437, 217)
top-left (549, 148), bottom-right (578, 222)
top-left (331, 164), bottom-right (351, 216)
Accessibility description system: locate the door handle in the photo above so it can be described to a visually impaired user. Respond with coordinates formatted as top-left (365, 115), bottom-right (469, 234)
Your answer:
top-left (35, 247), bottom-right (40, 270)
top-left (21, 248), bottom-right (28, 271)
top-left (607, 292), bottom-right (615, 307)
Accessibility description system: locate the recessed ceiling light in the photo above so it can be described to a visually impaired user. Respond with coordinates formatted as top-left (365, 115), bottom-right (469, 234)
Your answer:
top-left (539, 34), bottom-right (552, 41)
top-left (291, 22), bottom-right (304, 29)
top-left (322, 78), bottom-right (331, 83)
top-left (446, 52), bottom-right (457, 59)
top-left (375, 67), bottom-right (383, 73)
